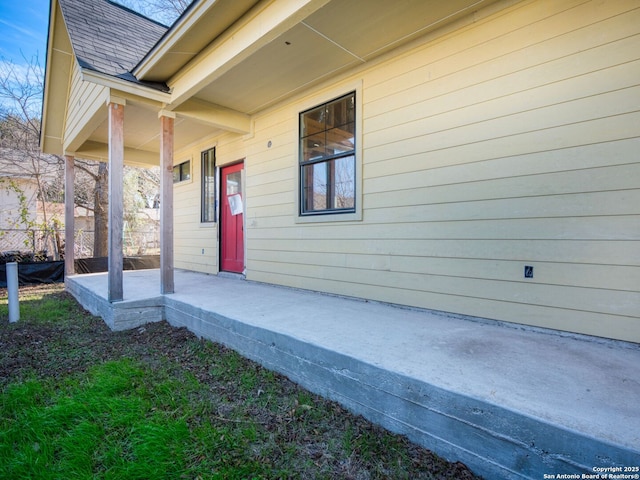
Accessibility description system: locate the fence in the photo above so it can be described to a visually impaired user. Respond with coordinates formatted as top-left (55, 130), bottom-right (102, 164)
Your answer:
top-left (75, 229), bottom-right (160, 257)
top-left (0, 228), bottom-right (160, 262)
top-left (0, 229), bottom-right (63, 261)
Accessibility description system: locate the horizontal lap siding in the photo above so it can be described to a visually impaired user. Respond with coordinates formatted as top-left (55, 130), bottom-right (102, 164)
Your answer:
top-left (65, 64), bottom-right (108, 146)
top-left (174, 174), bottom-right (218, 274)
top-left (173, 133), bottom-right (249, 273)
top-left (243, 0), bottom-right (640, 341)
top-left (245, 116), bottom-right (295, 225)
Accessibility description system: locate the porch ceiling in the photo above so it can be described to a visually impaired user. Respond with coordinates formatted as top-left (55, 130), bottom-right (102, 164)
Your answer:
top-left (68, 0), bottom-right (497, 166)
top-left (76, 103), bottom-right (219, 166)
top-left (184, 0), bottom-right (498, 114)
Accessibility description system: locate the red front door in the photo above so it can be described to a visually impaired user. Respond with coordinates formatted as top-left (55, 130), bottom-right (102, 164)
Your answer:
top-left (220, 162), bottom-right (244, 273)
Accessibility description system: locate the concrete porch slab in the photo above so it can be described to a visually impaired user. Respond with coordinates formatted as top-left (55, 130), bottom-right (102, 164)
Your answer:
top-left (65, 269), bottom-right (640, 479)
top-left (66, 271), bottom-right (164, 330)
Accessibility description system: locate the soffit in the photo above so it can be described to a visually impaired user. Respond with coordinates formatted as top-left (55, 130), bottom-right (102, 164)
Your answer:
top-left (188, 0), bottom-right (498, 114)
top-left (304, 0), bottom-right (489, 61)
top-left (194, 21), bottom-right (359, 113)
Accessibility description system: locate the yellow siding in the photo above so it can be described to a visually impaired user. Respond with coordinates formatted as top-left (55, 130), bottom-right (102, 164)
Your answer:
top-left (173, 133), bottom-right (249, 274)
top-left (172, 150), bottom-right (216, 274)
top-left (176, 0), bottom-right (640, 342)
top-left (65, 63), bottom-right (108, 147)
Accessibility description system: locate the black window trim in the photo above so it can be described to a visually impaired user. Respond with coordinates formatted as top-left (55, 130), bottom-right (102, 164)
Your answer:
top-left (201, 147), bottom-right (216, 223)
top-left (173, 159), bottom-right (191, 184)
top-left (298, 91), bottom-right (356, 217)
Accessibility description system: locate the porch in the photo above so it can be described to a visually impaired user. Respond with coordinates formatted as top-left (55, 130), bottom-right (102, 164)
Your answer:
top-left (65, 269), bottom-right (640, 480)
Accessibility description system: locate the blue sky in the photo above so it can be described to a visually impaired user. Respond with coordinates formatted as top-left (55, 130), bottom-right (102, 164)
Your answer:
top-left (0, 0), bottom-right (167, 115)
top-left (0, 1), bottom-right (176, 72)
top-left (0, 0), bottom-right (50, 67)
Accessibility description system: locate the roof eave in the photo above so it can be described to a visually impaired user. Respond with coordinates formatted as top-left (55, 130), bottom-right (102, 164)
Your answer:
top-left (40, 0), bottom-right (61, 154)
top-left (133, 0), bottom-right (214, 80)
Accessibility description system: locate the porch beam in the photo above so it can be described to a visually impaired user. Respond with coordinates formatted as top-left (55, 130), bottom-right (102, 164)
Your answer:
top-left (159, 112), bottom-right (175, 294)
top-left (108, 100), bottom-right (125, 302)
top-left (64, 155), bottom-right (75, 277)
top-left (173, 99), bottom-right (250, 134)
top-left (74, 140), bottom-right (163, 167)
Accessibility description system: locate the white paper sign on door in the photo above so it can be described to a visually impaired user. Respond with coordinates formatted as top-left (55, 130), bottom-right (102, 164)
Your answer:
top-left (228, 194), bottom-right (243, 216)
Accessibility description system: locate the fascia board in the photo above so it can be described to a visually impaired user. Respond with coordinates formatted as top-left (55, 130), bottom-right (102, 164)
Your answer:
top-left (80, 69), bottom-right (171, 104)
top-left (41, 0), bottom-right (67, 155)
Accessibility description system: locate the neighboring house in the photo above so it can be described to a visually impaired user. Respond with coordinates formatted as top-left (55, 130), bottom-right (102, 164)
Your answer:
top-left (0, 148), bottom-right (61, 254)
top-left (41, 0), bottom-right (639, 344)
top-left (1, 150), bottom-right (39, 236)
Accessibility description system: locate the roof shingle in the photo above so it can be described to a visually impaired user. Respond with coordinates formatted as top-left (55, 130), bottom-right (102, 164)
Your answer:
top-left (58, 0), bottom-right (169, 90)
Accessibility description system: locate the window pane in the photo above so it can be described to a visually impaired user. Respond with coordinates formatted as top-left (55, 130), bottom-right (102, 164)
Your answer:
top-left (302, 162), bottom-right (327, 212)
top-left (325, 124), bottom-right (354, 156)
top-left (331, 156), bottom-right (355, 209)
top-left (301, 132), bottom-right (326, 162)
top-left (174, 161), bottom-right (191, 183)
top-left (326, 93), bottom-right (354, 129)
top-left (301, 105), bottom-right (326, 137)
top-left (301, 156), bottom-right (354, 213)
top-left (299, 91), bottom-right (356, 215)
top-left (181, 162), bottom-right (191, 181)
top-left (202, 149), bottom-right (215, 222)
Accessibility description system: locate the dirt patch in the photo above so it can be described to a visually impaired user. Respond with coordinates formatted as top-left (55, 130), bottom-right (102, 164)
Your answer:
top-left (1, 284), bottom-right (481, 479)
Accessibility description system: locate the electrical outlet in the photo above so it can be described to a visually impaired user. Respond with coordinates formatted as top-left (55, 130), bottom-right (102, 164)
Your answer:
top-left (524, 265), bottom-right (534, 278)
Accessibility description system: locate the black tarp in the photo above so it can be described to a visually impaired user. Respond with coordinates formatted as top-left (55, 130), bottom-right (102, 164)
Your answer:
top-left (0, 256), bottom-right (160, 287)
top-left (0, 261), bottom-right (64, 287)
top-left (74, 256), bottom-right (160, 274)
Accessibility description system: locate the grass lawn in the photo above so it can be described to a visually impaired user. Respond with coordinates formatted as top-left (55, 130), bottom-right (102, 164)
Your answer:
top-left (0, 284), bottom-right (480, 479)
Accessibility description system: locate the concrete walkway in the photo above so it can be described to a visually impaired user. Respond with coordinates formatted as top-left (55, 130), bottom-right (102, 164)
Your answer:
top-left (66, 269), bottom-right (640, 479)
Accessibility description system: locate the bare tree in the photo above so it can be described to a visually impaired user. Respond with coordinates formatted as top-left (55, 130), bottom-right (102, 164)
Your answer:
top-left (115, 0), bottom-right (192, 25)
top-left (68, 159), bottom-right (110, 257)
top-left (0, 55), bottom-right (43, 143)
top-left (47, 157), bottom-right (160, 258)
top-left (2, 3), bottom-right (172, 260)
top-left (2, 54), bottom-right (159, 260)
top-left (0, 55), bottom-right (64, 256)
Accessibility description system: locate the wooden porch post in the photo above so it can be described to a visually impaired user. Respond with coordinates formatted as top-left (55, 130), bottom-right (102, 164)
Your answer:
top-left (64, 155), bottom-right (75, 277)
top-left (159, 112), bottom-right (175, 294)
top-left (108, 100), bottom-right (125, 302)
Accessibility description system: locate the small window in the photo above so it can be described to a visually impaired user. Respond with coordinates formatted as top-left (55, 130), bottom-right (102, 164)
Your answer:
top-left (201, 148), bottom-right (216, 222)
top-left (173, 160), bottom-right (190, 183)
top-left (299, 92), bottom-right (355, 215)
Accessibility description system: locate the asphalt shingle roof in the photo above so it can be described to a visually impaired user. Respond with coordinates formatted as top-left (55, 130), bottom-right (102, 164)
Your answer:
top-left (58, 0), bottom-right (169, 90)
